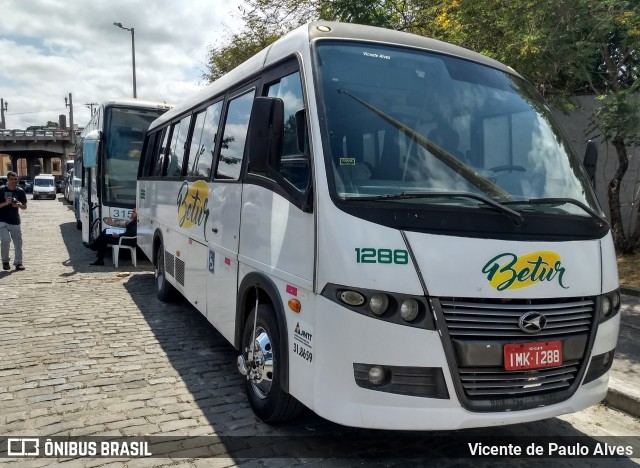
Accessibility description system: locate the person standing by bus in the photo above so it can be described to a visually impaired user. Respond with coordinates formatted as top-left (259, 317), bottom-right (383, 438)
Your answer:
top-left (87, 209), bottom-right (137, 266)
top-left (0, 171), bottom-right (28, 271)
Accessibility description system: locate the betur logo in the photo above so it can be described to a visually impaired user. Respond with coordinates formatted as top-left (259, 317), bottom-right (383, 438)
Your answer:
top-left (518, 312), bottom-right (547, 334)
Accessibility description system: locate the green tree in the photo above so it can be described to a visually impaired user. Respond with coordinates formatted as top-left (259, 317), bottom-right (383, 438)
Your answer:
top-left (444, 0), bottom-right (640, 252)
top-left (206, 0), bottom-right (640, 251)
top-left (26, 121), bottom-right (59, 131)
top-left (205, 22), bottom-right (280, 81)
top-left (204, 0), bottom-right (435, 79)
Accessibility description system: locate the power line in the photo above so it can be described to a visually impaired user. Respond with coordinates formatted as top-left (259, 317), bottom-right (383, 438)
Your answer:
top-left (6, 106), bottom-right (80, 116)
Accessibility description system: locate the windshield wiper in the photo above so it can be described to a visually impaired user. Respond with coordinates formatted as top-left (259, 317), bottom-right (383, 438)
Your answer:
top-left (503, 198), bottom-right (608, 226)
top-left (339, 89), bottom-right (511, 201)
top-left (345, 191), bottom-right (525, 225)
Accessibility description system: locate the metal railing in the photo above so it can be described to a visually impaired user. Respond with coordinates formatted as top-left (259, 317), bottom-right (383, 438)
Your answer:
top-left (0, 129), bottom-right (71, 139)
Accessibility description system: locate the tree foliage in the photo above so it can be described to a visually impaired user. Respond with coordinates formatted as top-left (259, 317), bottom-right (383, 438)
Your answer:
top-left (206, 0), bottom-right (640, 251)
top-left (205, 22), bottom-right (280, 81)
top-left (434, 0), bottom-right (640, 251)
top-left (26, 121), bottom-right (59, 131)
top-left (204, 0), bottom-right (438, 79)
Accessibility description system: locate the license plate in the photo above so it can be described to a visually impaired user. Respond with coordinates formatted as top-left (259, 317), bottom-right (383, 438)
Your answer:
top-left (504, 340), bottom-right (562, 371)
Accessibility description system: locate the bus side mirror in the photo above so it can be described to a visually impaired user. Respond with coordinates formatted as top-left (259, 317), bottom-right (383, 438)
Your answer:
top-left (83, 130), bottom-right (101, 168)
top-left (247, 97), bottom-right (284, 174)
top-left (583, 140), bottom-right (598, 188)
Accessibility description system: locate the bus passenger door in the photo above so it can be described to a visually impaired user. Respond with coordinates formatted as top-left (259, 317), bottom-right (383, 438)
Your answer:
top-left (206, 86), bottom-right (257, 343)
top-left (80, 131), bottom-right (102, 245)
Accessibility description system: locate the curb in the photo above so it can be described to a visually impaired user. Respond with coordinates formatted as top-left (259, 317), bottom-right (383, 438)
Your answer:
top-left (605, 381), bottom-right (640, 419)
top-left (606, 289), bottom-right (640, 419)
top-left (620, 285), bottom-right (640, 298)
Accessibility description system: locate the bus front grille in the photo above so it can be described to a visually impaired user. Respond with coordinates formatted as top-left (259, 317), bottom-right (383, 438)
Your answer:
top-left (440, 297), bottom-right (595, 338)
top-left (435, 296), bottom-right (597, 410)
top-left (459, 361), bottom-right (579, 397)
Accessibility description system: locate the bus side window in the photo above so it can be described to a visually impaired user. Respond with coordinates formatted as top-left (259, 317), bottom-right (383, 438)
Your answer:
top-left (153, 128), bottom-right (170, 177)
top-left (215, 90), bottom-right (255, 180)
top-left (265, 71), bottom-right (310, 191)
top-left (188, 100), bottom-right (222, 179)
top-left (141, 128), bottom-right (163, 177)
top-left (187, 111), bottom-right (206, 178)
top-left (165, 116), bottom-right (191, 177)
top-left (140, 132), bottom-right (156, 177)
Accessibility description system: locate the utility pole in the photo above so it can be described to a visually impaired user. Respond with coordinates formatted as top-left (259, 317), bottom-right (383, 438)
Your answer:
top-left (113, 22), bottom-right (137, 98)
top-left (0, 98), bottom-right (7, 129)
top-left (85, 102), bottom-right (98, 116)
top-left (65, 93), bottom-right (75, 146)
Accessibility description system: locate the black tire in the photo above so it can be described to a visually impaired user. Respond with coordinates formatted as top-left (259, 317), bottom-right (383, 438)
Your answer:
top-left (155, 245), bottom-right (177, 302)
top-left (241, 304), bottom-right (304, 423)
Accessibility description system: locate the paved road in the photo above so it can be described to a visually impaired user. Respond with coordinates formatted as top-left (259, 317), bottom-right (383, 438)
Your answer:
top-left (0, 196), bottom-right (639, 467)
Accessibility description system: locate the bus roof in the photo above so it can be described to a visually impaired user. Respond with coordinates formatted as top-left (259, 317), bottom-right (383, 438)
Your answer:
top-left (150, 21), bottom-right (520, 130)
top-left (101, 98), bottom-right (172, 111)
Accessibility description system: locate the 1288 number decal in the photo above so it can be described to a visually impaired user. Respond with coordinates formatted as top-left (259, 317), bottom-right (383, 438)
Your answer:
top-left (355, 248), bottom-right (409, 264)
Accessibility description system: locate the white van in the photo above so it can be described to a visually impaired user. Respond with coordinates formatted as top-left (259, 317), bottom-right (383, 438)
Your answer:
top-left (33, 174), bottom-right (56, 200)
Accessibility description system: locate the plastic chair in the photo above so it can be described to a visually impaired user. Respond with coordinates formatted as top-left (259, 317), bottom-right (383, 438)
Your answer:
top-left (112, 236), bottom-right (137, 268)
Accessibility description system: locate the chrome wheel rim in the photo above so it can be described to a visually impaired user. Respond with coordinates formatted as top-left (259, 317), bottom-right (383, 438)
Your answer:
top-left (248, 325), bottom-right (274, 400)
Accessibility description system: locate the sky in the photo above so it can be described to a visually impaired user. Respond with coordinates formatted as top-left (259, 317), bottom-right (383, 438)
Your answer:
top-left (0, 0), bottom-right (245, 130)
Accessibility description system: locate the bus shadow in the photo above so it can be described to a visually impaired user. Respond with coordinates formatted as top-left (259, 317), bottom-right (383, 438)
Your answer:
top-left (121, 273), bottom-right (638, 463)
top-left (57, 194), bottom-right (75, 212)
top-left (58, 220), bottom-right (151, 277)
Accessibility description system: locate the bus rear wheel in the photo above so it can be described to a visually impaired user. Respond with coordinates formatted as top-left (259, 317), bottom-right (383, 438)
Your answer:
top-left (155, 246), bottom-right (176, 301)
top-left (241, 304), bottom-right (303, 423)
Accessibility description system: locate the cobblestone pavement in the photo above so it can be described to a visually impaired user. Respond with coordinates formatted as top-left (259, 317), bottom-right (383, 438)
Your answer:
top-left (1, 196), bottom-right (639, 468)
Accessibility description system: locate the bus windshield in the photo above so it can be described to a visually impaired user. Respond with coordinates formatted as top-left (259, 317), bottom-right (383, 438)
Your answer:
top-left (34, 178), bottom-right (54, 187)
top-left (104, 107), bottom-right (166, 206)
top-left (316, 41), bottom-right (600, 217)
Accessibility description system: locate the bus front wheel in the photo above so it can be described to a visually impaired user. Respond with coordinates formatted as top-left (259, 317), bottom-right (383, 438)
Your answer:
top-left (155, 246), bottom-right (176, 302)
top-left (241, 304), bottom-right (303, 423)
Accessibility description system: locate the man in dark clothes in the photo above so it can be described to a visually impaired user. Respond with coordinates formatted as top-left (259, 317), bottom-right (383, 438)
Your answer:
top-left (0, 171), bottom-right (28, 271)
top-left (88, 209), bottom-right (137, 266)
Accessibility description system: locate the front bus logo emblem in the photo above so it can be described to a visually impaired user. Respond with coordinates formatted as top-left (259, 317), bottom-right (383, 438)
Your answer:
top-left (482, 251), bottom-right (568, 291)
top-left (519, 312), bottom-right (547, 333)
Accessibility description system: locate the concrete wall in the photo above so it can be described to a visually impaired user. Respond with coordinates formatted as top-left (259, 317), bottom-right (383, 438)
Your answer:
top-left (554, 95), bottom-right (640, 235)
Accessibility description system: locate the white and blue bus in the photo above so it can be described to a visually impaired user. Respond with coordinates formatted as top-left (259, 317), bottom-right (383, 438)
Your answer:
top-left (136, 22), bottom-right (620, 430)
top-left (75, 98), bottom-right (171, 241)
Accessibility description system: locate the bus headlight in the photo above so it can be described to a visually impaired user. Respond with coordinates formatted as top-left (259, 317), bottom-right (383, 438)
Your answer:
top-left (368, 365), bottom-right (387, 386)
top-left (103, 217), bottom-right (128, 228)
top-left (320, 284), bottom-right (435, 330)
top-left (599, 289), bottom-right (621, 323)
top-left (400, 299), bottom-right (420, 322)
top-left (612, 290), bottom-right (621, 310)
top-left (601, 296), bottom-right (612, 318)
top-left (339, 290), bottom-right (365, 306)
top-left (369, 293), bottom-right (389, 316)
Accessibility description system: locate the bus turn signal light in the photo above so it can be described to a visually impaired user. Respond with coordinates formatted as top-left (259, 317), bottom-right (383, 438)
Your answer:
top-left (288, 299), bottom-right (301, 313)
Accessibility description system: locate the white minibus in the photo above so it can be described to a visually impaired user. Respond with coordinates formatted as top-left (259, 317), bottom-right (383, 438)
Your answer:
top-left (136, 22), bottom-right (620, 430)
